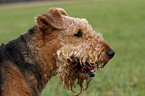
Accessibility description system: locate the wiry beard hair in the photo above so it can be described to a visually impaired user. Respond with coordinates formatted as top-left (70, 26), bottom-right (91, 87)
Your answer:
top-left (56, 33), bottom-right (105, 95)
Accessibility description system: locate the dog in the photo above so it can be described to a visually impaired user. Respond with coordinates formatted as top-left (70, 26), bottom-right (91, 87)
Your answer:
top-left (0, 8), bottom-right (115, 96)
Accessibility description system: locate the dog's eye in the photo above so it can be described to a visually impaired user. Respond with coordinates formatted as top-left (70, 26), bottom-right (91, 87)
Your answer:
top-left (74, 30), bottom-right (82, 37)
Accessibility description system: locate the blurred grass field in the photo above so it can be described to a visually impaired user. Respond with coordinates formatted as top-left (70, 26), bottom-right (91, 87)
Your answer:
top-left (0, 0), bottom-right (145, 96)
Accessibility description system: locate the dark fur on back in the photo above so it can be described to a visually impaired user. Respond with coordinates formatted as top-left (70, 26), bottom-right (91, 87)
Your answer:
top-left (0, 27), bottom-right (46, 96)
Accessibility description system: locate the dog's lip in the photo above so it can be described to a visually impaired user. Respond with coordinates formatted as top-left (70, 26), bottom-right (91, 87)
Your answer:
top-left (79, 71), bottom-right (96, 78)
top-left (67, 57), bottom-right (96, 77)
top-left (95, 62), bottom-right (107, 69)
top-left (82, 61), bottom-right (95, 77)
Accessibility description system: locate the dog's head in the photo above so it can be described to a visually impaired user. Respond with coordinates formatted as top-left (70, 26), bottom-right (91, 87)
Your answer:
top-left (36, 8), bottom-right (115, 95)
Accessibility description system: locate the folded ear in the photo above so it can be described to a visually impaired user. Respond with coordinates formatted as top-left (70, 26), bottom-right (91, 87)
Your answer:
top-left (36, 8), bottom-right (68, 30)
top-left (55, 8), bottom-right (68, 16)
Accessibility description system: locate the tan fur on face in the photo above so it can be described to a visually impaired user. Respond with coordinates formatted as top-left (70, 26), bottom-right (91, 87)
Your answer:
top-left (34, 8), bottom-right (113, 95)
top-left (54, 14), bottom-right (111, 94)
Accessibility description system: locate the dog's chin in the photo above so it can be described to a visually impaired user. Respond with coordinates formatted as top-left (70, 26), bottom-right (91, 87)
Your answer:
top-left (67, 56), bottom-right (107, 78)
top-left (79, 71), bottom-right (96, 79)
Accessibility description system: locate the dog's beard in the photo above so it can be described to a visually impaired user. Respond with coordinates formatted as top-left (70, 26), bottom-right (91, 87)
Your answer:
top-left (56, 59), bottom-right (92, 95)
top-left (56, 40), bottom-right (108, 95)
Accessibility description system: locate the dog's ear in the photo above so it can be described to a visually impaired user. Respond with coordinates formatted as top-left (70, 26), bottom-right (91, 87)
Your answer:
top-left (36, 8), bottom-right (68, 30)
top-left (54, 8), bottom-right (68, 16)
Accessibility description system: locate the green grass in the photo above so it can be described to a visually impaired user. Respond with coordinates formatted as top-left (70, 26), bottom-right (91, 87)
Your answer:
top-left (0, 0), bottom-right (145, 96)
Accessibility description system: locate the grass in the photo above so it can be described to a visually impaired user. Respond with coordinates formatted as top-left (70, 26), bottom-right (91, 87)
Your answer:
top-left (0, 0), bottom-right (145, 96)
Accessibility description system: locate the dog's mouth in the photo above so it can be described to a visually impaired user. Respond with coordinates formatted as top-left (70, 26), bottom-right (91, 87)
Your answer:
top-left (67, 56), bottom-right (107, 78)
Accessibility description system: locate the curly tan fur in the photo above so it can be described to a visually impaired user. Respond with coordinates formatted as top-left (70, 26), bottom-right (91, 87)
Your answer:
top-left (56, 17), bottom-right (112, 95)
top-left (0, 8), bottom-right (114, 96)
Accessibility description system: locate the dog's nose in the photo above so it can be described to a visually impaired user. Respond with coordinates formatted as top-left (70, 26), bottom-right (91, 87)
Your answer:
top-left (106, 49), bottom-right (115, 59)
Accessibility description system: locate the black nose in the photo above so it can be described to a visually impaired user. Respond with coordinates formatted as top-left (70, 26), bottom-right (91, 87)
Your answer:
top-left (106, 49), bottom-right (115, 59)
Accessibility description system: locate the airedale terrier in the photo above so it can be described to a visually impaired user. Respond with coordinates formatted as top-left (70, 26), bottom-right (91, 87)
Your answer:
top-left (0, 8), bottom-right (115, 96)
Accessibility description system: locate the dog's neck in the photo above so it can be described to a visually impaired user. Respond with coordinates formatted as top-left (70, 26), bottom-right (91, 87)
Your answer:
top-left (25, 26), bottom-right (61, 92)
top-left (2, 26), bottom-right (61, 93)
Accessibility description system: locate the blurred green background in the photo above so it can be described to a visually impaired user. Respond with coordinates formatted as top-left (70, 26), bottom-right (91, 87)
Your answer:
top-left (0, 0), bottom-right (145, 96)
